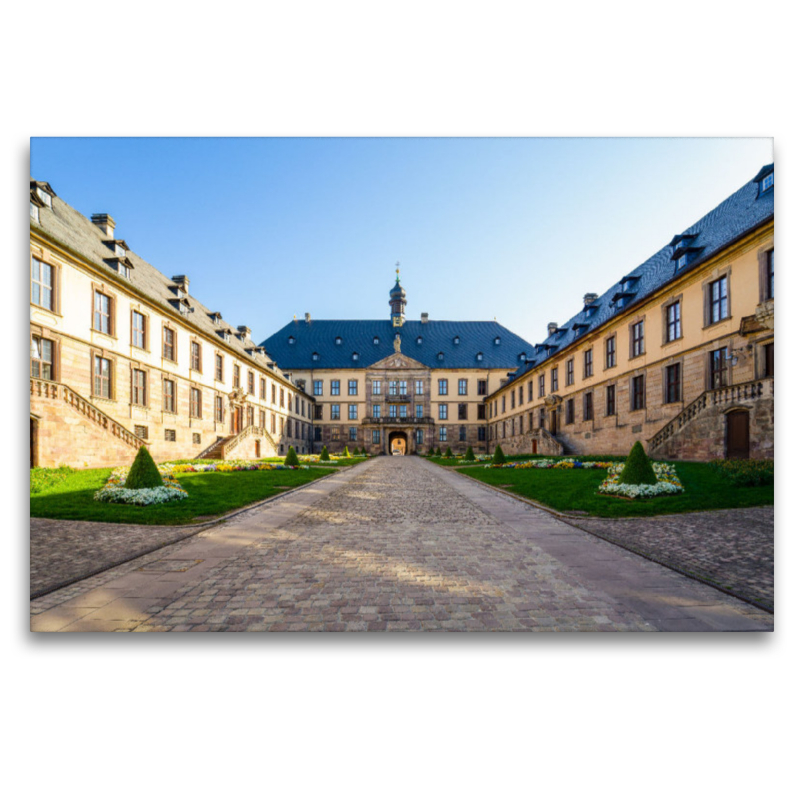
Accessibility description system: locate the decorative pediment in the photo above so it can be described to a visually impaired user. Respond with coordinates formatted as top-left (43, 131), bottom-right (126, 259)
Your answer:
top-left (544, 394), bottom-right (562, 407)
top-left (228, 387), bottom-right (247, 403)
top-left (367, 352), bottom-right (428, 371)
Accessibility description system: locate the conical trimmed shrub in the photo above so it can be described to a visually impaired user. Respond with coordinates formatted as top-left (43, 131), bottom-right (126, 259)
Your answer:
top-left (125, 446), bottom-right (163, 489)
top-left (342, 445), bottom-right (351, 458)
top-left (435, 447), bottom-right (442, 457)
top-left (465, 446), bottom-right (475, 461)
top-left (492, 445), bottom-right (506, 465)
top-left (320, 446), bottom-right (331, 461)
top-left (284, 446), bottom-right (299, 466)
top-left (427, 447), bottom-right (434, 457)
top-left (618, 440), bottom-right (658, 485)
top-left (445, 446), bottom-right (454, 458)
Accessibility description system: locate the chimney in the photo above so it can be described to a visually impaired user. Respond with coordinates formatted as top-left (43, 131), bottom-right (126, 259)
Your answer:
top-left (547, 322), bottom-right (559, 336)
top-left (237, 325), bottom-right (252, 340)
top-left (304, 312), bottom-right (311, 323)
top-left (172, 275), bottom-right (190, 293)
top-left (583, 293), bottom-right (598, 306)
top-left (421, 312), bottom-right (429, 324)
top-left (91, 213), bottom-right (116, 238)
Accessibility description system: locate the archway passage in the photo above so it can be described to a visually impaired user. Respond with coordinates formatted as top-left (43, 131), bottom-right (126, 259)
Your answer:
top-left (388, 431), bottom-right (407, 455)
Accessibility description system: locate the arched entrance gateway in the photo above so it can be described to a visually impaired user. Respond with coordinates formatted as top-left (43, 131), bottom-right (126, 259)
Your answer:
top-left (388, 431), bottom-right (407, 455)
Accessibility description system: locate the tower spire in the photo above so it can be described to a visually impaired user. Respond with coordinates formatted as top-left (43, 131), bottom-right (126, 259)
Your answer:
top-left (389, 263), bottom-right (406, 327)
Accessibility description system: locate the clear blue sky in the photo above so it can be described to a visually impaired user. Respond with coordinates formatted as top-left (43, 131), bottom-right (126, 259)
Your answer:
top-left (31, 137), bottom-right (772, 347)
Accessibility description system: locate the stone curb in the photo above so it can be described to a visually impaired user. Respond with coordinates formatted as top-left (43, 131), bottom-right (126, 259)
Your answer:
top-left (29, 466), bottom-right (353, 600)
top-left (445, 467), bottom-right (774, 615)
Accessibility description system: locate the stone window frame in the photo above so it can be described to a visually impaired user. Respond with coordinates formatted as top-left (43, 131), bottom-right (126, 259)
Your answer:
top-left (129, 363), bottom-right (151, 408)
top-left (348, 379), bottom-right (358, 396)
top-left (330, 403), bottom-right (341, 421)
top-left (565, 358), bottom-right (575, 387)
top-left (91, 282), bottom-right (118, 338)
top-left (605, 383), bottom-right (616, 417)
top-left (477, 404), bottom-right (486, 420)
top-left (248, 370), bottom-right (255, 396)
top-left (260, 377), bottom-right (267, 400)
top-left (162, 323), bottom-right (178, 363)
top-left (189, 385), bottom-right (203, 419)
top-left (438, 403), bottom-right (448, 420)
top-left (90, 347), bottom-right (116, 401)
top-left (214, 393), bottom-right (225, 423)
top-left (458, 379), bottom-right (468, 396)
top-left (214, 351), bottom-right (225, 382)
top-left (232, 363), bottom-right (241, 388)
top-left (707, 345), bottom-right (731, 390)
top-left (518, 385), bottom-right (523, 406)
top-left (661, 293), bottom-right (684, 345)
top-left (758, 243), bottom-right (775, 302)
top-left (30, 250), bottom-right (62, 314)
top-left (271, 413), bottom-right (277, 434)
top-left (550, 366), bottom-right (559, 392)
top-left (583, 389), bottom-right (594, 421)
top-left (477, 379), bottom-right (488, 396)
top-left (565, 397), bottom-right (575, 425)
top-left (628, 315), bottom-right (646, 360)
top-left (702, 266), bottom-right (733, 329)
top-left (583, 347), bottom-right (593, 379)
top-left (29, 325), bottom-right (61, 382)
top-left (348, 404), bottom-right (358, 420)
top-left (630, 372), bottom-right (646, 412)
top-left (439, 426), bottom-right (448, 442)
top-left (527, 380), bottom-right (533, 403)
top-left (663, 357), bottom-right (684, 405)
top-left (438, 378), bottom-right (449, 396)
top-left (510, 389), bottom-right (516, 410)
top-left (330, 380), bottom-right (340, 396)
top-left (538, 374), bottom-right (545, 398)
top-left (130, 307), bottom-right (150, 352)
top-left (458, 403), bottom-right (468, 420)
top-left (189, 337), bottom-right (203, 374)
top-left (162, 376), bottom-right (178, 414)
top-left (604, 333), bottom-right (617, 370)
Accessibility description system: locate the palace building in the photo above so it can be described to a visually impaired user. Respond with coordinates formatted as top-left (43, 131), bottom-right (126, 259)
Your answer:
top-left (485, 164), bottom-right (774, 461)
top-left (261, 275), bottom-right (534, 455)
top-left (30, 180), bottom-right (314, 468)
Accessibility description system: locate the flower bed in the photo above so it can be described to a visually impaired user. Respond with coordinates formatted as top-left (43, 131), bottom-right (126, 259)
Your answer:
top-left (597, 462), bottom-right (684, 498)
top-left (163, 460), bottom-right (310, 474)
top-left (484, 458), bottom-right (614, 470)
top-left (94, 465), bottom-right (188, 505)
top-left (709, 458), bottom-right (774, 486)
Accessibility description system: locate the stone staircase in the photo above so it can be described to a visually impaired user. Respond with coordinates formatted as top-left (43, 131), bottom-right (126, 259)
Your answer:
top-left (197, 425), bottom-right (278, 460)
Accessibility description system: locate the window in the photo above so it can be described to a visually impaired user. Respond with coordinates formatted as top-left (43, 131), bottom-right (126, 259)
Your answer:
top-left (94, 291), bottom-right (112, 334)
top-left (766, 250), bottom-right (774, 300)
top-left (666, 302), bottom-right (681, 342)
top-left (538, 408), bottom-right (546, 428)
top-left (710, 348), bottom-right (728, 389)
top-left (331, 404), bottom-right (341, 420)
top-left (438, 379), bottom-right (448, 395)
top-left (458, 404), bottom-right (468, 420)
top-left (566, 359), bottom-right (574, 386)
top-left (478, 427), bottom-right (486, 442)
top-left (370, 404), bottom-right (379, 418)
top-left (215, 353), bottom-right (223, 382)
top-left (31, 258), bottom-right (54, 310)
top-left (439, 427), bottom-right (447, 442)
top-left (312, 380), bottom-right (323, 397)
top-left (215, 396), bottom-right (224, 422)
top-left (416, 429), bottom-right (424, 445)
top-left (389, 405), bottom-right (397, 417)
top-left (551, 367), bottom-right (558, 392)
top-left (459, 426), bottom-right (467, 442)
top-left (190, 388), bottom-right (202, 418)
top-left (271, 384), bottom-right (277, 404)
top-left (335, 336), bottom-right (342, 345)
top-left (248, 371), bottom-right (255, 395)
top-left (163, 379), bottom-right (176, 412)
top-left (437, 352), bottom-right (444, 361)
top-left (30, 201), bottom-right (39, 223)
top-left (761, 173), bottom-right (774, 192)
top-left (373, 336), bottom-right (380, 345)
top-left (476, 352), bottom-right (484, 362)
top-left (191, 341), bottom-right (202, 371)
top-left (30, 336), bottom-right (53, 379)
top-left (311, 352), bottom-right (319, 362)
top-left (399, 380), bottom-right (407, 395)
top-left (584, 349), bottom-right (593, 378)
top-left (259, 409), bottom-right (265, 428)
top-left (605, 335), bottom-right (616, 368)
top-left (606, 385), bottom-right (616, 416)
top-left (132, 311), bottom-right (146, 349)
top-left (370, 430), bottom-right (379, 444)
top-left (709, 276), bottom-right (729, 324)
top-left (372, 380), bottom-right (382, 395)
top-left (458, 379), bottom-right (467, 396)
top-left (348, 404), bottom-right (358, 420)
top-left (538, 375), bottom-right (545, 398)
top-left (501, 396), bottom-right (506, 413)
top-left (316, 427), bottom-right (323, 442)
top-left (399, 405), bottom-right (407, 418)
top-left (192, 432), bottom-right (201, 446)
top-left (764, 343), bottom-right (774, 378)
top-left (233, 364), bottom-right (241, 388)
top-left (528, 381), bottom-right (533, 402)
top-left (665, 363), bottom-right (681, 403)
top-left (271, 414), bottom-right (277, 434)
top-left (511, 391), bottom-right (515, 410)
top-left (439, 404), bottom-right (448, 420)
top-left (163, 327), bottom-right (176, 361)
top-left (315, 404), bottom-right (323, 420)
top-left (565, 398), bottom-right (574, 424)
top-left (260, 378), bottom-right (266, 400)
top-left (134, 425), bottom-right (148, 439)
top-left (477, 404), bottom-right (486, 420)
top-left (331, 380), bottom-right (340, 396)
top-left (415, 380), bottom-right (424, 395)
top-left (518, 386), bottom-right (523, 406)
top-left (352, 352), bottom-right (359, 362)
top-left (389, 380), bottom-right (398, 396)
top-left (165, 429), bottom-right (176, 442)
top-left (348, 380), bottom-right (358, 396)
top-left (349, 427), bottom-right (357, 441)
top-left (131, 369), bottom-right (147, 406)
top-left (93, 355), bottom-right (111, 398)
top-left (631, 320), bottom-right (645, 357)
top-left (416, 404), bottom-right (423, 419)
top-left (583, 391), bottom-right (593, 421)
top-left (331, 427), bottom-right (340, 441)
top-left (631, 375), bottom-right (645, 410)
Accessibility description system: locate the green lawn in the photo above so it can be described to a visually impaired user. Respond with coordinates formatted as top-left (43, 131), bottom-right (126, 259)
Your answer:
top-left (30, 467), bottom-right (335, 525)
top-left (456, 461), bottom-right (773, 518)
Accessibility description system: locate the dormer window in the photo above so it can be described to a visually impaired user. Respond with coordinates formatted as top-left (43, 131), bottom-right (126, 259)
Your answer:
top-left (494, 336), bottom-right (501, 345)
top-left (762, 173), bottom-right (774, 193)
top-left (36, 186), bottom-right (52, 208)
top-left (416, 336), bottom-right (423, 345)
top-left (210, 312), bottom-right (222, 325)
top-left (476, 352), bottom-right (484, 362)
top-left (222, 330), bottom-right (231, 342)
top-left (373, 336), bottom-right (380, 345)
top-left (437, 352), bottom-right (444, 361)
top-left (335, 336), bottom-right (342, 345)
top-left (311, 352), bottom-right (320, 361)
top-left (352, 352), bottom-right (359, 362)
top-left (30, 201), bottom-right (39, 223)
top-left (453, 336), bottom-right (460, 345)
top-left (117, 263), bottom-right (131, 279)
top-left (288, 336), bottom-right (295, 345)
top-left (519, 352), bottom-right (526, 362)
top-left (115, 243), bottom-right (126, 258)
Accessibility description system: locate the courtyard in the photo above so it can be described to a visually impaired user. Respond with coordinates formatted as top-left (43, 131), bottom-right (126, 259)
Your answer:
top-left (30, 457), bottom-right (772, 632)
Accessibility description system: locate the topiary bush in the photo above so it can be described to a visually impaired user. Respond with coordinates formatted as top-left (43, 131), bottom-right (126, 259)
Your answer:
top-left (342, 445), bottom-right (351, 458)
top-left (465, 446), bottom-right (475, 462)
top-left (125, 446), bottom-right (164, 489)
top-left (618, 440), bottom-right (658, 485)
top-left (284, 446), bottom-right (299, 466)
top-left (444, 446), bottom-right (454, 458)
top-left (492, 445), bottom-right (506, 465)
top-left (320, 446), bottom-right (331, 461)
top-left (427, 447), bottom-right (434, 457)
top-left (435, 447), bottom-right (442, 457)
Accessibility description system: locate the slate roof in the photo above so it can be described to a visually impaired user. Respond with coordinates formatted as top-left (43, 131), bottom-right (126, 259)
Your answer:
top-left (260, 319), bottom-right (536, 371)
top-left (505, 163), bottom-right (775, 385)
top-left (30, 180), bottom-right (301, 390)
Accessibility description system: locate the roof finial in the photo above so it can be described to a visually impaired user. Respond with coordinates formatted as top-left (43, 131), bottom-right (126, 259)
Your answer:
top-left (395, 261), bottom-right (400, 282)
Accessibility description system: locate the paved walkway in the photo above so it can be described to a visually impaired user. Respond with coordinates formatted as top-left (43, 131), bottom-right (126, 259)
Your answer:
top-left (30, 458), bottom-right (773, 632)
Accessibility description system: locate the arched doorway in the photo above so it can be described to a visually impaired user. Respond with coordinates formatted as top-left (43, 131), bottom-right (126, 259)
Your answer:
top-left (388, 431), bottom-right (407, 455)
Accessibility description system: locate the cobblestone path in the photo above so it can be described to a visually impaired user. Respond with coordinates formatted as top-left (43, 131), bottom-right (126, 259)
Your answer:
top-left (30, 458), bottom-right (773, 632)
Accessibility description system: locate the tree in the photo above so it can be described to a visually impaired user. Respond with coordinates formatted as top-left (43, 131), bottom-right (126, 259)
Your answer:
top-left (445, 446), bottom-right (454, 458)
top-left (492, 445), bottom-right (506, 465)
top-left (435, 447), bottom-right (442, 457)
top-left (427, 447), bottom-right (434, 457)
top-left (465, 446), bottom-right (475, 461)
top-left (320, 446), bottom-right (331, 461)
top-left (284, 446), bottom-right (299, 466)
top-left (618, 440), bottom-right (658, 485)
top-left (342, 445), bottom-right (351, 458)
top-left (125, 446), bottom-right (163, 489)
